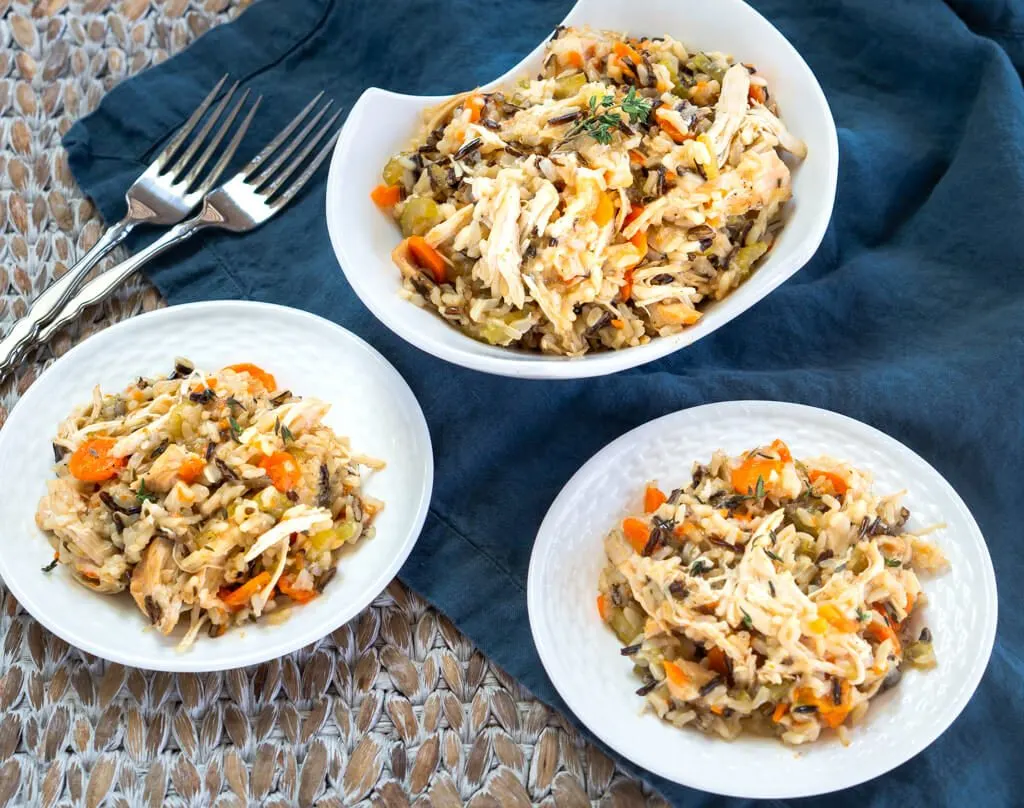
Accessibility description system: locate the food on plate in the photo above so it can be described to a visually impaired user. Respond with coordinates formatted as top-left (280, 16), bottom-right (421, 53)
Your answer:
top-left (597, 440), bottom-right (947, 744)
top-left (36, 358), bottom-right (385, 649)
top-left (373, 26), bottom-right (806, 355)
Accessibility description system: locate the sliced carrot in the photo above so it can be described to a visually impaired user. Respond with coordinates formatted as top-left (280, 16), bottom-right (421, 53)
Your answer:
top-left (809, 469), bottom-right (849, 495)
top-left (259, 451), bottom-right (302, 492)
top-left (628, 229), bottom-right (648, 263)
top-left (706, 646), bottom-right (729, 677)
top-left (628, 149), bottom-right (646, 165)
top-left (644, 485), bottom-right (667, 513)
top-left (69, 437), bottom-right (124, 482)
top-left (566, 50), bottom-right (584, 69)
top-left (593, 192), bottom-right (615, 227)
top-left (663, 660), bottom-right (689, 687)
top-left (597, 593), bottom-right (612, 622)
top-left (278, 575), bottom-right (317, 605)
top-left (224, 363), bottom-right (277, 392)
top-left (220, 572), bottom-right (271, 610)
top-left (465, 93), bottom-right (485, 123)
top-left (655, 107), bottom-right (694, 144)
top-left (610, 318), bottom-right (625, 330)
top-left (177, 455), bottom-right (206, 485)
top-left (748, 84), bottom-right (766, 105)
top-left (620, 268), bottom-right (634, 301)
top-left (622, 517), bottom-right (650, 554)
top-left (818, 603), bottom-right (858, 633)
top-left (407, 235), bottom-right (447, 283)
top-left (612, 41), bottom-right (642, 73)
top-left (772, 702), bottom-right (788, 723)
top-left (730, 439), bottom-right (792, 496)
top-left (370, 183), bottom-right (403, 208)
top-left (866, 605), bottom-right (902, 654)
top-left (710, 705), bottom-right (725, 716)
top-left (770, 439), bottom-right (792, 463)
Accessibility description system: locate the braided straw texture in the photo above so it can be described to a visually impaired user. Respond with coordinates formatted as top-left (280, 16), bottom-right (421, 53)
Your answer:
top-left (0, 2), bottom-right (665, 805)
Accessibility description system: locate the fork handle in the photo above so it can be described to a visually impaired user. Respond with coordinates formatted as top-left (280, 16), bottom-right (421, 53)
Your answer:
top-left (34, 217), bottom-right (211, 345)
top-left (0, 217), bottom-right (135, 376)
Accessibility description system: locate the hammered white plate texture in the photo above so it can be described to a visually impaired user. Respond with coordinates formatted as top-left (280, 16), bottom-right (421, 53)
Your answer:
top-left (527, 401), bottom-right (997, 799)
top-left (326, 0), bottom-right (839, 378)
top-left (0, 301), bottom-right (434, 673)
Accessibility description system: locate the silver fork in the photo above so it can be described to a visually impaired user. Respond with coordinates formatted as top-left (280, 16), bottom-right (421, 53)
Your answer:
top-left (0, 75), bottom-right (253, 374)
top-left (33, 94), bottom-right (342, 346)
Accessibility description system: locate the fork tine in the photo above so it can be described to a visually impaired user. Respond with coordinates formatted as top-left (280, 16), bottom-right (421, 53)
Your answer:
top-left (249, 100), bottom-right (333, 189)
top-left (155, 74), bottom-right (228, 171)
top-left (165, 81), bottom-right (239, 180)
top-left (271, 127), bottom-right (341, 210)
top-left (242, 91), bottom-right (325, 177)
top-left (200, 96), bottom-right (263, 194)
top-left (178, 88), bottom-right (251, 192)
top-left (261, 108), bottom-right (343, 198)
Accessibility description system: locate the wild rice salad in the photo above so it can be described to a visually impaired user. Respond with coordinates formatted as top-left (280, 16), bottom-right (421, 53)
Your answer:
top-left (372, 26), bottom-right (806, 355)
top-left (597, 440), bottom-right (948, 745)
top-left (36, 359), bottom-right (384, 649)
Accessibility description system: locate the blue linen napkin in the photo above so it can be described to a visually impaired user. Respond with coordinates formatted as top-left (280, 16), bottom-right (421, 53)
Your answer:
top-left (63, 0), bottom-right (1023, 803)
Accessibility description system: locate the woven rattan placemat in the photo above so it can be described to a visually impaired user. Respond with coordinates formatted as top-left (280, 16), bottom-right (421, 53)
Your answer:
top-left (0, 2), bottom-right (665, 805)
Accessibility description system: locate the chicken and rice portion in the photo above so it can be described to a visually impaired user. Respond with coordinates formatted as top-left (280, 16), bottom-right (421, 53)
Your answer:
top-left (36, 359), bottom-right (384, 649)
top-left (373, 26), bottom-right (806, 355)
top-left (597, 440), bottom-right (947, 745)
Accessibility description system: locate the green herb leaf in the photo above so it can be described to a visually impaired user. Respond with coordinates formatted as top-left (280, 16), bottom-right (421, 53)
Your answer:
top-left (621, 86), bottom-right (653, 124)
top-left (226, 397), bottom-right (243, 411)
top-left (763, 547), bottom-right (783, 563)
top-left (274, 417), bottom-right (280, 435)
top-left (136, 480), bottom-right (157, 504)
top-left (754, 475), bottom-right (766, 499)
top-left (884, 558), bottom-right (902, 568)
top-left (856, 608), bottom-right (868, 622)
top-left (741, 608), bottom-right (753, 630)
top-left (280, 423), bottom-right (295, 443)
top-left (228, 416), bottom-right (242, 441)
top-left (690, 559), bottom-right (712, 575)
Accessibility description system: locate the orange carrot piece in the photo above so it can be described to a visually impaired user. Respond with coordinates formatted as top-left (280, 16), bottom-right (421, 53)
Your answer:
top-left (593, 192), bottom-right (615, 227)
top-left (597, 593), bottom-right (612, 621)
top-left (407, 236), bottom-right (447, 283)
top-left (706, 646), bottom-right (729, 677)
top-left (221, 572), bottom-right (271, 610)
top-left (370, 183), bottom-right (403, 208)
top-left (278, 575), bottom-right (317, 605)
top-left (177, 455), bottom-right (206, 485)
top-left (259, 451), bottom-right (302, 492)
top-left (465, 94), bottom-right (485, 123)
top-left (566, 50), bottom-right (584, 69)
top-left (224, 363), bottom-right (277, 392)
top-left (622, 517), bottom-right (650, 554)
top-left (819, 603), bottom-right (858, 633)
top-left (612, 41), bottom-right (642, 72)
top-left (730, 439), bottom-right (792, 495)
top-left (809, 469), bottom-right (849, 495)
top-left (69, 437), bottom-right (124, 482)
top-left (772, 702), bottom-right (788, 723)
top-left (621, 268), bottom-right (635, 301)
top-left (748, 84), bottom-right (766, 104)
top-left (644, 485), bottom-right (667, 513)
top-left (628, 149), bottom-right (646, 165)
top-left (610, 318), bottom-right (625, 330)
top-left (629, 230), bottom-right (648, 263)
top-left (663, 660), bottom-right (689, 687)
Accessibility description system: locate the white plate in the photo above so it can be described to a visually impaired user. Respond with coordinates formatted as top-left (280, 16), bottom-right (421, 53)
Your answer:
top-left (326, 0), bottom-right (838, 379)
top-left (0, 301), bottom-right (433, 672)
top-left (527, 401), bottom-right (997, 798)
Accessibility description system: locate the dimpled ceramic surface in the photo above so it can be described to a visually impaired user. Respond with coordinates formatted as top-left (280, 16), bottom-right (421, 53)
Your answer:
top-left (527, 401), bottom-right (997, 798)
top-left (0, 302), bottom-right (433, 672)
top-left (326, 0), bottom-right (838, 379)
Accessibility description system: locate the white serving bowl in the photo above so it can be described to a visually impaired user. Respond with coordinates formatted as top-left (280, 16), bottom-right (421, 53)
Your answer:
top-left (527, 402), bottom-right (997, 798)
top-left (326, 0), bottom-right (838, 379)
top-left (0, 302), bottom-right (433, 672)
